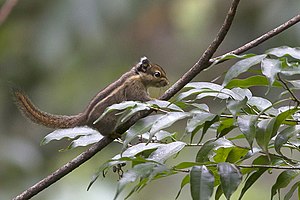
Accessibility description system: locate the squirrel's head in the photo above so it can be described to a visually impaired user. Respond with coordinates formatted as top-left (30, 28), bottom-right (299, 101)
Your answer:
top-left (134, 56), bottom-right (169, 88)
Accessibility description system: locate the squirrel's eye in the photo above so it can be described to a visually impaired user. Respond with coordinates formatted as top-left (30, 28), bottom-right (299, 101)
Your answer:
top-left (154, 72), bottom-right (161, 78)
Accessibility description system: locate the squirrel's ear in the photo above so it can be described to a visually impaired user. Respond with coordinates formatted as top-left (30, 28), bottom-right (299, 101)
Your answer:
top-left (137, 56), bottom-right (150, 72)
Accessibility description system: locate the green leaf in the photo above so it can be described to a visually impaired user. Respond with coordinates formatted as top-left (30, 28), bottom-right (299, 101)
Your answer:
top-left (212, 146), bottom-right (248, 164)
top-left (123, 114), bottom-right (164, 151)
top-left (148, 99), bottom-right (184, 112)
top-left (275, 125), bottom-right (300, 155)
top-left (271, 170), bottom-right (300, 200)
top-left (222, 54), bottom-right (267, 87)
top-left (217, 162), bottom-right (242, 200)
top-left (114, 163), bottom-right (157, 200)
top-left (261, 58), bottom-right (282, 86)
top-left (255, 118), bottom-right (274, 153)
top-left (238, 168), bottom-right (267, 200)
top-left (184, 82), bottom-right (244, 101)
top-left (41, 126), bottom-right (100, 145)
top-left (175, 175), bottom-right (190, 199)
top-left (196, 138), bottom-right (233, 163)
top-left (200, 115), bottom-right (220, 143)
top-left (272, 108), bottom-right (299, 137)
top-left (149, 112), bottom-right (190, 140)
top-left (186, 112), bottom-right (216, 142)
top-left (190, 166), bottom-right (215, 200)
top-left (215, 185), bottom-right (223, 200)
top-left (226, 98), bottom-right (248, 116)
top-left (175, 162), bottom-right (200, 169)
top-left (287, 80), bottom-right (300, 88)
top-left (119, 104), bottom-right (150, 123)
top-left (225, 75), bottom-right (281, 89)
top-left (94, 101), bottom-right (149, 124)
top-left (237, 115), bottom-right (256, 148)
top-left (215, 53), bottom-right (257, 62)
top-left (248, 96), bottom-right (279, 115)
top-left (267, 46), bottom-right (300, 59)
top-left (177, 88), bottom-right (202, 101)
top-left (217, 118), bottom-right (236, 138)
top-left (148, 141), bottom-right (186, 163)
top-left (68, 132), bottom-right (102, 149)
top-left (190, 103), bottom-right (210, 112)
top-left (119, 143), bottom-right (161, 158)
top-left (284, 181), bottom-right (300, 200)
top-left (226, 147), bottom-right (249, 163)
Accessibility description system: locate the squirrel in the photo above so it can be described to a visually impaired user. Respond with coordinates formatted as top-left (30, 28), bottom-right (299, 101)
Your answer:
top-left (13, 57), bottom-right (169, 138)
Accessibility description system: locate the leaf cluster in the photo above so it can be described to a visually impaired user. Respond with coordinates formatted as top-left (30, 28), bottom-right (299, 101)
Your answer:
top-left (43, 46), bottom-right (300, 199)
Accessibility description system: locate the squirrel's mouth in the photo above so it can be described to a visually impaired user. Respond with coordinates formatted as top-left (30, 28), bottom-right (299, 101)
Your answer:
top-left (159, 79), bottom-right (169, 87)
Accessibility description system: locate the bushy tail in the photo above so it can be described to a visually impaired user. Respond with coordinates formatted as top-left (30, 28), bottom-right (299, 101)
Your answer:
top-left (12, 89), bottom-right (85, 129)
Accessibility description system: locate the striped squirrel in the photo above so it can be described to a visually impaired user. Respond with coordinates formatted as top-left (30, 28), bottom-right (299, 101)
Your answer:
top-left (13, 57), bottom-right (169, 138)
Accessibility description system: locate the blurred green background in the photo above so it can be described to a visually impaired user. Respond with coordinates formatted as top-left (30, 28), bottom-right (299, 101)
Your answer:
top-left (0, 0), bottom-right (299, 199)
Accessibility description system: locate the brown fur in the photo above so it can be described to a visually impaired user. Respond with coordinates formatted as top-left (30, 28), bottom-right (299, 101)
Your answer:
top-left (13, 57), bottom-right (169, 136)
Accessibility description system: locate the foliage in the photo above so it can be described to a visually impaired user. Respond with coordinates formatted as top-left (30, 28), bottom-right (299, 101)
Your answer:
top-left (44, 46), bottom-right (300, 199)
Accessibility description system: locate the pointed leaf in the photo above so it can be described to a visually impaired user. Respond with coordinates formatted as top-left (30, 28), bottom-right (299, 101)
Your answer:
top-left (237, 115), bottom-right (256, 148)
top-left (275, 125), bottom-right (300, 155)
top-left (148, 99), bottom-right (184, 112)
top-left (148, 141), bottom-right (186, 163)
top-left (256, 118), bottom-right (274, 152)
top-left (175, 175), bottom-right (190, 199)
top-left (222, 54), bottom-right (267, 87)
top-left (226, 75), bottom-right (282, 89)
top-left (238, 168), bottom-right (267, 200)
top-left (196, 138), bottom-right (233, 163)
top-left (200, 115), bottom-right (220, 143)
top-left (226, 97), bottom-right (248, 116)
top-left (190, 166), bottom-right (215, 200)
top-left (41, 126), bottom-right (100, 145)
top-left (267, 46), bottom-right (300, 59)
top-left (149, 112), bottom-right (190, 139)
top-left (271, 170), bottom-right (300, 200)
top-left (284, 181), bottom-right (300, 200)
top-left (261, 58), bottom-right (282, 86)
top-left (123, 114), bottom-right (164, 151)
top-left (120, 104), bottom-right (150, 123)
top-left (69, 132), bottom-right (103, 148)
top-left (215, 185), bottom-right (223, 200)
top-left (288, 80), bottom-right (300, 88)
top-left (217, 118), bottom-right (236, 138)
top-left (248, 96), bottom-right (279, 115)
top-left (217, 162), bottom-right (242, 200)
top-left (114, 163), bottom-right (157, 200)
top-left (186, 112), bottom-right (216, 133)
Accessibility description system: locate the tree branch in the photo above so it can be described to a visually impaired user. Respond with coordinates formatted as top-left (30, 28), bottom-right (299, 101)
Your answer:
top-left (160, 0), bottom-right (241, 101)
top-left (13, 136), bottom-right (114, 200)
top-left (228, 14), bottom-right (300, 56)
top-left (13, 2), bottom-right (300, 200)
top-left (0, 0), bottom-right (18, 26)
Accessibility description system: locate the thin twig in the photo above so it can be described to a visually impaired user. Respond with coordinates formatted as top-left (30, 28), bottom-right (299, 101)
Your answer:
top-left (277, 73), bottom-right (300, 105)
top-left (0, 0), bottom-right (18, 26)
top-left (228, 14), bottom-right (300, 56)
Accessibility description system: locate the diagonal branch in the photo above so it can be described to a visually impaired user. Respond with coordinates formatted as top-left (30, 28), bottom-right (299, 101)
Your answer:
top-left (13, 137), bottom-right (114, 200)
top-left (228, 14), bottom-right (300, 56)
top-left (13, 2), bottom-right (300, 200)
